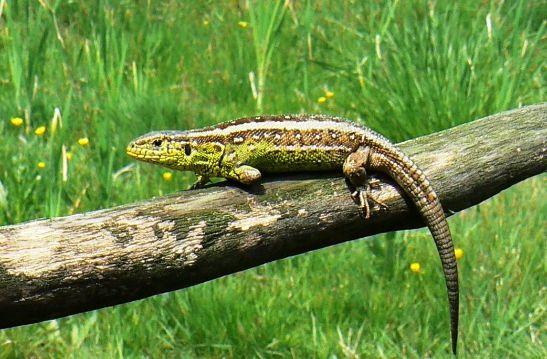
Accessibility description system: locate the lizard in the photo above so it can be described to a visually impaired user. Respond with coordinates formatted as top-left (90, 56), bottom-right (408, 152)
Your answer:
top-left (126, 114), bottom-right (459, 354)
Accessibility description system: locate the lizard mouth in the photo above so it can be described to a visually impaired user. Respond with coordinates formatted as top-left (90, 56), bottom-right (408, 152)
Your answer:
top-left (126, 142), bottom-right (178, 167)
top-left (126, 142), bottom-right (155, 160)
top-left (126, 142), bottom-right (140, 158)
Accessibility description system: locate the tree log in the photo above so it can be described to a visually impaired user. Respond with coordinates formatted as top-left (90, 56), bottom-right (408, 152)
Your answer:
top-left (0, 104), bottom-right (545, 329)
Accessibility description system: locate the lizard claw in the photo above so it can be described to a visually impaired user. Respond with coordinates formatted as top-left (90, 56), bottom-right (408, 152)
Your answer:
top-left (189, 175), bottom-right (210, 190)
top-left (367, 178), bottom-right (382, 190)
top-left (352, 182), bottom-right (387, 219)
top-left (354, 187), bottom-right (371, 219)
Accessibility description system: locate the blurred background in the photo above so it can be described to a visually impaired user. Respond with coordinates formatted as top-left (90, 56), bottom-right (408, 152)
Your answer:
top-left (0, 0), bottom-right (544, 357)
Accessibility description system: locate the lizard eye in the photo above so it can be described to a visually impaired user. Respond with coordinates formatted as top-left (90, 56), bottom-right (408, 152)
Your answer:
top-left (184, 143), bottom-right (192, 156)
top-left (152, 139), bottom-right (162, 148)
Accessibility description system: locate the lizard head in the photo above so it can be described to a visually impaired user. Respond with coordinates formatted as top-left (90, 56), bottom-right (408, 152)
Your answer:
top-left (126, 131), bottom-right (224, 175)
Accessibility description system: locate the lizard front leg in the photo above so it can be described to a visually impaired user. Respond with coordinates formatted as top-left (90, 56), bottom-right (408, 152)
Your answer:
top-left (191, 165), bottom-right (261, 188)
top-left (343, 146), bottom-right (386, 218)
top-left (224, 165), bottom-right (262, 185)
top-left (220, 145), bottom-right (262, 185)
top-left (190, 175), bottom-right (211, 189)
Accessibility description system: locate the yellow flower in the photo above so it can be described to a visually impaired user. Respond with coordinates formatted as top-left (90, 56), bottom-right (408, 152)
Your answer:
top-left (35, 126), bottom-right (46, 136)
top-left (203, 19), bottom-right (210, 26)
top-left (325, 90), bottom-right (335, 99)
top-left (317, 96), bottom-right (327, 104)
top-left (66, 152), bottom-right (73, 161)
top-left (10, 117), bottom-right (24, 127)
top-left (454, 248), bottom-right (464, 260)
top-left (238, 21), bottom-right (249, 29)
top-left (162, 172), bottom-right (173, 181)
top-left (37, 161), bottom-right (46, 169)
top-left (78, 137), bottom-right (89, 146)
top-left (410, 262), bottom-right (421, 273)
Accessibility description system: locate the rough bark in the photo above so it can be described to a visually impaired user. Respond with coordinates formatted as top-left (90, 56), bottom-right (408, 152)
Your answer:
top-left (0, 104), bottom-right (545, 329)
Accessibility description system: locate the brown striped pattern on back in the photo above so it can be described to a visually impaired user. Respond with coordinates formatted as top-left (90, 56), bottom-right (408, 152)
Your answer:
top-left (158, 115), bottom-right (390, 151)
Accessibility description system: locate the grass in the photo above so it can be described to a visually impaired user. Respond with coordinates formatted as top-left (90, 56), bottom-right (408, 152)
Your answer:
top-left (0, 0), bottom-right (545, 357)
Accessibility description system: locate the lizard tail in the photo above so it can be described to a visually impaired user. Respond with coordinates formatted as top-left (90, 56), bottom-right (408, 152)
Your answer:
top-left (371, 152), bottom-right (459, 355)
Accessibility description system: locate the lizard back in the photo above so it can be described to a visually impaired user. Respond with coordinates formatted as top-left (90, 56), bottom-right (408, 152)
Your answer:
top-left (181, 114), bottom-right (388, 172)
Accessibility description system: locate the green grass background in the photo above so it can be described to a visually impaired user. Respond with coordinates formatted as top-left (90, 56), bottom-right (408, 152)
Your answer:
top-left (0, 0), bottom-right (545, 357)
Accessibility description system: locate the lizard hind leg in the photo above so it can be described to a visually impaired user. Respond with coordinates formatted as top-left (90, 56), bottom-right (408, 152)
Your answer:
top-left (343, 147), bottom-right (386, 219)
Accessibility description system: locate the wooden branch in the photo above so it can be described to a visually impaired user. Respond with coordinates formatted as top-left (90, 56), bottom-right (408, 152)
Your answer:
top-left (0, 105), bottom-right (545, 329)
